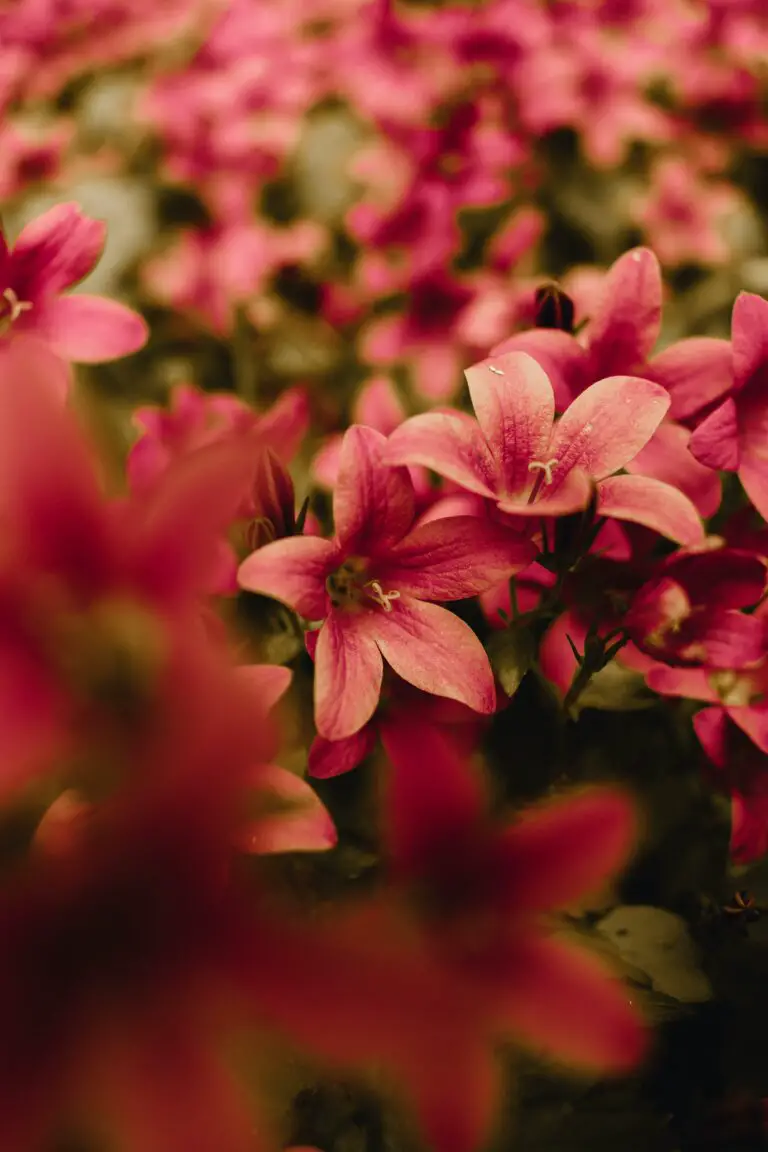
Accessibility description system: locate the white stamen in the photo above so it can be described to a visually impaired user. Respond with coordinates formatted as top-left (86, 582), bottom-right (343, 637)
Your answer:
top-left (365, 580), bottom-right (400, 612)
top-left (528, 457), bottom-right (558, 486)
top-left (488, 365), bottom-right (504, 375)
top-left (2, 287), bottom-right (32, 323)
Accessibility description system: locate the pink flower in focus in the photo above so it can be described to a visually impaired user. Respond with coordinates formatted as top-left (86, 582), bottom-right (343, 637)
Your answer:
top-left (690, 293), bottom-right (768, 522)
top-left (386, 350), bottom-right (703, 544)
top-left (0, 202), bottom-right (147, 372)
top-left (239, 425), bottom-right (535, 739)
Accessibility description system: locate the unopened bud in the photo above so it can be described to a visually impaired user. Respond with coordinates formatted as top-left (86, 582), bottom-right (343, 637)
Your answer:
top-left (534, 283), bottom-right (575, 333)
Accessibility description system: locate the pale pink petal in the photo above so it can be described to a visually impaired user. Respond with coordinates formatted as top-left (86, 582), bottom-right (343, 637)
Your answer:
top-left (646, 337), bottom-right (732, 420)
top-left (597, 475), bottom-right (704, 545)
top-left (378, 517), bottom-right (535, 600)
top-left (464, 352), bottom-right (554, 499)
top-left (510, 467), bottom-right (593, 517)
top-left (549, 375), bottom-right (670, 483)
top-left (237, 665), bottom-right (292, 713)
top-left (368, 596), bottom-right (496, 715)
top-left (494, 789), bottom-right (636, 913)
top-left (315, 612), bottom-right (384, 740)
top-left (625, 422), bottom-right (721, 519)
top-left (353, 375), bottom-right (406, 432)
top-left (490, 329), bottom-right (588, 408)
top-left (0, 333), bottom-right (70, 399)
top-left (334, 425), bottom-right (415, 555)
top-left (585, 248), bottom-right (662, 378)
top-left (488, 934), bottom-right (647, 1071)
top-left (732, 291), bottom-right (768, 391)
top-left (256, 387), bottom-right (309, 462)
top-left (308, 725), bottom-right (377, 778)
top-left (11, 203), bottom-right (105, 296)
top-left (737, 380), bottom-right (768, 520)
top-left (238, 536), bottom-right (337, 619)
top-left (311, 435), bottom-right (343, 489)
top-left (239, 763), bottom-right (337, 854)
top-left (385, 411), bottom-right (497, 498)
top-left (40, 295), bottom-right (148, 363)
top-left (689, 398), bottom-right (739, 471)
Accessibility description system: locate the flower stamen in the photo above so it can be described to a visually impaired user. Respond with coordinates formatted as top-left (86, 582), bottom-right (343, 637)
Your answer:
top-left (1, 287), bottom-right (32, 324)
top-left (528, 458), bottom-right (558, 486)
top-left (365, 580), bottom-right (400, 612)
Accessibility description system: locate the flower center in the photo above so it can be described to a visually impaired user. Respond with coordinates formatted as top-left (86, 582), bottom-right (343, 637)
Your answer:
top-left (708, 669), bottom-right (762, 708)
top-left (0, 287), bottom-right (32, 334)
top-left (325, 558), bottom-right (400, 613)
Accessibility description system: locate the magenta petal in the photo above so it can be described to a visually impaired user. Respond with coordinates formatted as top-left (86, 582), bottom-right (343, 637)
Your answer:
top-left (597, 475), bottom-right (704, 544)
top-left (308, 725), bottom-right (377, 778)
top-left (646, 337), bottom-right (733, 421)
top-left (238, 536), bottom-right (337, 619)
top-left (732, 292), bottom-right (768, 391)
top-left (495, 789), bottom-right (636, 913)
top-left (334, 425), bottom-right (415, 555)
top-left (381, 718), bottom-right (486, 880)
top-left (314, 612), bottom-right (383, 740)
top-left (585, 248), bottom-right (662, 378)
top-left (465, 352), bottom-right (554, 499)
top-left (385, 411), bottom-right (497, 498)
top-left (646, 666), bottom-right (719, 701)
top-left (693, 706), bottom-right (729, 767)
top-left (625, 421), bottom-right (721, 519)
top-left (728, 705), bottom-right (768, 756)
top-left (539, 611), bottom-right (587, 697)
top-left (489, 934), bottom-right (647, 1072)
top-left (40, 295), bottom-right (149, 363)
top-left (10, 203), bottom-right (105, 296)
top-left (368, 596), bottom-right (496, 715)
top-left (737, 379), bottom-right (768, 520)
top-left (240, 763), bottom-right (337, 854)
top-left (490, 329), bottom-right (588, 408)
top-left (378, 516), bottom-right (535, 600)
top-left (694, 611), bottom-right (768, 669)
top-left (550, 375), bottom-right (670, 482)
top-left (689, 399), bottom-right (739, 471)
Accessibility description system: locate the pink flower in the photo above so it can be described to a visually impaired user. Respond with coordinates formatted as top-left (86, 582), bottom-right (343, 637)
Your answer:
top-left (239, 425), bottom-right (535, 739)
top-left (631, 156), bottom-right (741, 267)
top-left (381, 720), bottom-right (647, 1087)
top-left (386, 349), bottom-right (703, 544)
top-left (492, 247), bottom-right (732, 421)
top-left (694, 706), bottom-right (768, 865)
top-left (0, 202), bottom-right (147, 371)
top-left (690, 292), bottom-right (768, 521)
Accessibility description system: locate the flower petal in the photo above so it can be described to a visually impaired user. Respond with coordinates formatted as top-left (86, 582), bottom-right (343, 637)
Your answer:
top-left (689, 398), bottom-right (739, 471)
top-left (549, 375), bottom-right (670, 483)
top-left (597, 475), bottom-right (704, 544)
top-left (334, 425), bottom-right (415, 555)
top-left (732, 291), bottom-right (768, 391)
top-left (625, 421), bottom-right (721, 519)
top-left (728, 705), bottom-right (768, 756)
top-left (488, 934), bottom-right (647, 1071)
top-left (385, 411), bottom-right (497, 498)
top-left (464, 352), bottom-right (555, 499)
top-left (381, 718), bottom-right (486, 881)
top-left (737, 378), bottom-right (768, 520)
top-left (494, 788), bottom-right (637, 913)
top-left (238, 536), bottom-right (337, 619)
top-left (646, 337), bottom-right (732, 420)
top-left (490, 328), bottom-right (588, 408)
top-left (239, 763), bottom-right (337, 854)
top-left (237, 665), bottom-right (292, 714)
top-left (308, 725), bottom-right (377, 778)
top-left (378, 516), bottom-right (535, 600)
top-left (10, 203), bottom-right (105, 297)
top-left (585, 248), bottom-right (662, 378)
top-left (315, 611), bottom-right (383, 740)
top-left (368, 597), bottom-right (496, 715)
top-left (40, 294), bottom-right (149, 363)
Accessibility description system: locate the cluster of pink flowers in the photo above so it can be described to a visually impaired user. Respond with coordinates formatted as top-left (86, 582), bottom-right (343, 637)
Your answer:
top-left (0, 203), bottom-right (658, 1150)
